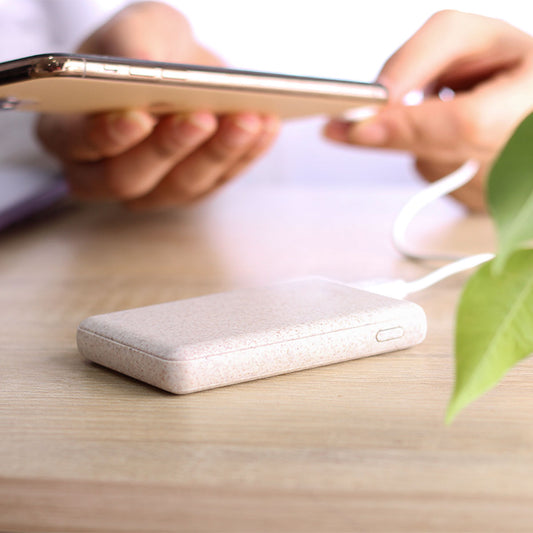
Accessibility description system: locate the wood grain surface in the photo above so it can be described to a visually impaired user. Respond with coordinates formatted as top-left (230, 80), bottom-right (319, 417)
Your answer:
top-left (3, 175), bottom-right (532, 533)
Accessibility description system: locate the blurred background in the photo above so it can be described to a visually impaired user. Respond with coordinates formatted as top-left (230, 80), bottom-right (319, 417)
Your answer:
top-left (0, 0), bottom-right (530, 191)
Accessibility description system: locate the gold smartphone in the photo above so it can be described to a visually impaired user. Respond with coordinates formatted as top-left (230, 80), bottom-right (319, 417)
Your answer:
top-left (0, 53), bottom-right (387, 118)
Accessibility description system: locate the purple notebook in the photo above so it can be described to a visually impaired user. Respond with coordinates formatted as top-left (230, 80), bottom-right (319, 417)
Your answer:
top-left (0, 165), bottom-right (68, 231)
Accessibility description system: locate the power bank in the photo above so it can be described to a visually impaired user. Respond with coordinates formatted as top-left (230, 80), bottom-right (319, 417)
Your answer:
top-left (77, 278), bottom-right (426, 394)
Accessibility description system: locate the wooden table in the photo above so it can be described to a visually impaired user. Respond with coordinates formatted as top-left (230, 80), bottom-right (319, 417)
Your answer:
top-left (2, 164), bottom-right (532, 533)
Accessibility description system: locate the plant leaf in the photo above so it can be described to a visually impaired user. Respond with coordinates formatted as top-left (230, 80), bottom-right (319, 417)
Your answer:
top-left (447, 248), bottom-right (533, 423)
top-left (488, 112), bottom-right (533, 272)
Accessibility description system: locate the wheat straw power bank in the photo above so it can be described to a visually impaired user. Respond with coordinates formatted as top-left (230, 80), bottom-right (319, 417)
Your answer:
top-left (77, 278), bottom-right (427, 394)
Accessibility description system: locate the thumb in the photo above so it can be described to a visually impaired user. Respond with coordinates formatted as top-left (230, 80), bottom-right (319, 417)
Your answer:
top-left (325, 97), bottom-right (475, 163)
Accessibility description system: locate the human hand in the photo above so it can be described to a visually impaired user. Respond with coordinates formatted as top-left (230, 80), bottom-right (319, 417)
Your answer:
top-left (37, 1), bottom-right (279, 209)
top-left (324, 10), bottom-right (533, 211)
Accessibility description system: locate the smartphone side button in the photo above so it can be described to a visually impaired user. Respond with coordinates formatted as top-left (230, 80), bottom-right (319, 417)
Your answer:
top-left (376, 327), bottom-right (404, 342)
top-left (101, 64), bottom-right (129, 76)
top-left (161, 69), bottom-right (188, 81)
top-left (129, 66), bottom-right (159, 78)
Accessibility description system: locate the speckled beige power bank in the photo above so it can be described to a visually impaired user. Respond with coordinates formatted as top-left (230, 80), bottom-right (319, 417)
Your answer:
top-left (77, 279), bottom-right (426, 394)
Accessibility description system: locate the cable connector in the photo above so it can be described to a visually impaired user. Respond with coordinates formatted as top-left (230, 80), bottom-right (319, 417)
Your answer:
top-left (349, 251), bottom-right (494, 299)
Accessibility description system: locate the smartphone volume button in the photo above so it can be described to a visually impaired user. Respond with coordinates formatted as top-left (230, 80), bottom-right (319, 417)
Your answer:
top-left (129, 66), bottom-right (160, 78)
top-left (161, 69), bottom-right (188, 81)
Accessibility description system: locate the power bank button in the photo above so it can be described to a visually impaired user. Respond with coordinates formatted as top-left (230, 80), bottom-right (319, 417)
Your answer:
top-left (376, 327), bottom-right (404, 342)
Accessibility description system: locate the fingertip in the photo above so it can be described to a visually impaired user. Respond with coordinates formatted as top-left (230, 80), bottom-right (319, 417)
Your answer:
top-left (161, 112), bottom-right (217, 146)
top-left (219, 113), bottom-right (263, 148)
top-left (350, 118), bottom-right (390, 146)
top-left (232, 113), bottom-right (263, 134)
top-left (262, 114), bottom-right (281, 136)
top-left (181, 111), bottom-right (218, 134)
top-left (104, 110), bottom-right (156, 146)
top-left (245, 114), bottom-right (281, 154)
top-left (81, 110), bottom-right (155, 160)
top-left (325, 116), bottom-right (391, 146)
top-left (377, 73), bottom-right (409, 103)
top-left (323, 120), bottom-right (352, 143)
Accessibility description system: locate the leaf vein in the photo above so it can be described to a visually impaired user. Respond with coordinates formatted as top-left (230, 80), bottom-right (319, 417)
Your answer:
top-left (500, 186), bottom-right (533, 252)
top-left (473, 274), bottom-right (533, 378)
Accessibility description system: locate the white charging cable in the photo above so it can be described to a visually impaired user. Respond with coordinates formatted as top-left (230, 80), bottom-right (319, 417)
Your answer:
top-left (352, 160), bottom-right (494, 299)
top-left (392, 160), bottom-right (481, 261)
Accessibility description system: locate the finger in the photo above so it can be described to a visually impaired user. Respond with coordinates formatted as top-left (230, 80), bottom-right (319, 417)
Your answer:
top-left (183, 114), bottom-right (282, 207)
top-left (324, 97), bottom-right (478, 161)
top-left (379, 10), bottom-right (531, 101)
top-left (127, 113), bottom-right (264, 209)
top-left (65, 111), bottom-right (217, 200)
top-left (324, 75), bottom-right (529, 164)
top-left (37, 110), bottom-right (156, 162)
top-left (216, 115), bottom-right (280, 186)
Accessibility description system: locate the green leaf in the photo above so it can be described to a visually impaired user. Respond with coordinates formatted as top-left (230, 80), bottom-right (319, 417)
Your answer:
top-left (447, 248), bottom-right (533, 423)
top-left (488, 112), bottom-right (533, 272)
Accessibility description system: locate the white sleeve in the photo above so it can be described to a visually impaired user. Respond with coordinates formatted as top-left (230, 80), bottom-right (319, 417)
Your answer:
top-left (0, 0), bottom-right (132, 61)
top-left (0, 0), bottom-right (133, 167)
top-left (0, 0), bottom-right (50, 61)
